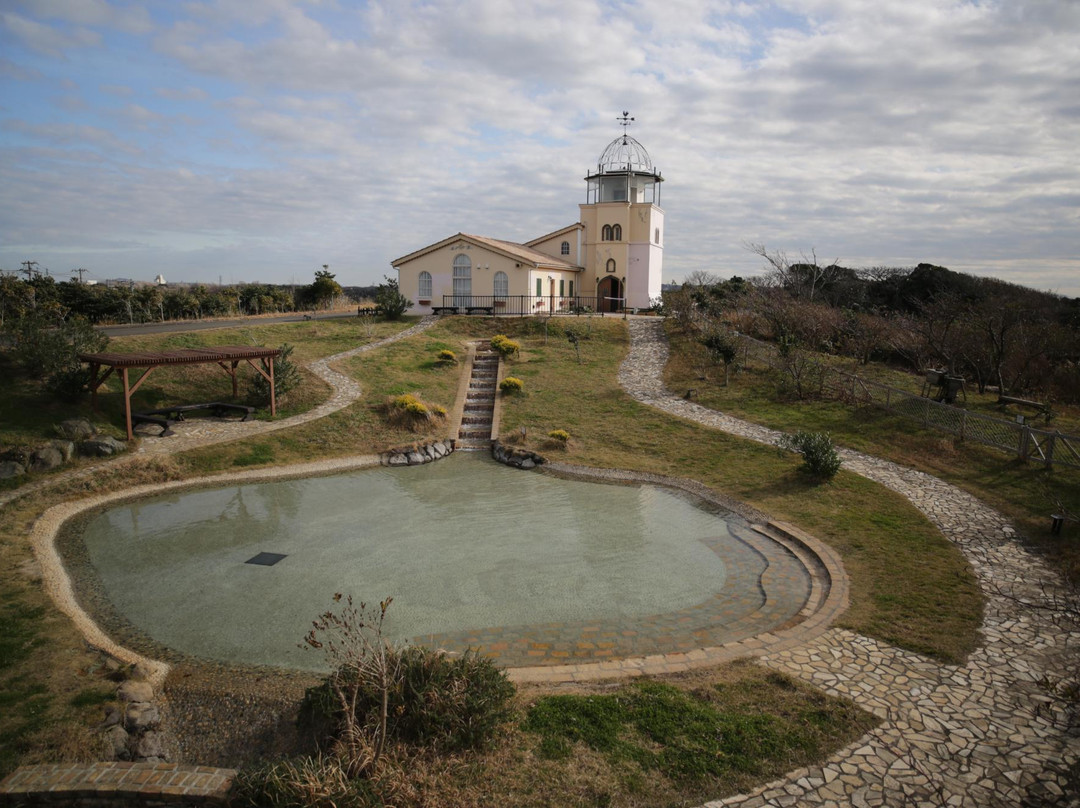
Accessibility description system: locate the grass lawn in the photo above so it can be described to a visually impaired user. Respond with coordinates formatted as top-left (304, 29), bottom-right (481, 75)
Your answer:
top-left (0, 313), bottom-right (990, 804)
top-left (664, 323), bottom-right (1080, 584)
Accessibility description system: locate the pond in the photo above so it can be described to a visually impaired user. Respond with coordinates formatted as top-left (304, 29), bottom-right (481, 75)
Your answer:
top-left (75, 452), bottom-right (811, 670)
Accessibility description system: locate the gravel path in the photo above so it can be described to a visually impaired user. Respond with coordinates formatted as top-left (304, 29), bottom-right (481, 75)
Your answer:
top-left (621, 318), bottom-right (1079, 808)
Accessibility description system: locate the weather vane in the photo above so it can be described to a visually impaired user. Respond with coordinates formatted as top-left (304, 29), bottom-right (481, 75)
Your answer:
top-left (617, 111), bottom-right (635, 131)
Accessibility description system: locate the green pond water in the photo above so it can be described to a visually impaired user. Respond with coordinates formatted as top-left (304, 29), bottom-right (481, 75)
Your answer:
top-left (80, 453), bottom-right (765, 670)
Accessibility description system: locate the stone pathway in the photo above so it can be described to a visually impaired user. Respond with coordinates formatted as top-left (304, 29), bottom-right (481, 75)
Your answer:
top-left (0, 317), bottom-right (438, 509)
top-left (621, 319), bottom-right (1079, 807)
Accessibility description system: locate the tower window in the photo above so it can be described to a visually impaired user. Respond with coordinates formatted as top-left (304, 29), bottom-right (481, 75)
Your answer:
top-left (560, 241), bottom-right (570, 255)
top-left (606, 259), bottom-right (616, 273)
top-left (453, 254), bottom-right (471, 301)
top-left (493, 270), bottom-right (508, 298)
top-left (418, 271), bottom-right (432, 298)
top-left (601, 224), bottom-right (613, 241)
top-left (612, 224), bottom-right (622, 241)
top-left (655, 227), bottom-right (660, 244)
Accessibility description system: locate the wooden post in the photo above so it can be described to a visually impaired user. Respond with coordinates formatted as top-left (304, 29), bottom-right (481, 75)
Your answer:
top-left (268, 357), bottom-right (277, 416)
top-left (122, 367), bottom-right (133, 441)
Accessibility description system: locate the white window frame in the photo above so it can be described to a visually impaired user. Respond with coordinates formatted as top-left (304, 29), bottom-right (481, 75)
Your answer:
top-left (493, 270), bottom-right (508, 298)
top-left (418, 271), bottom-right (432, 299)
top-left (452, 254), bottom-right (471, 301)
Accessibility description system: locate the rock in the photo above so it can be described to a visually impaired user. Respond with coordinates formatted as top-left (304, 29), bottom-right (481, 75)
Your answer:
top-left (78, 436), bottom-right (126, 457)
top-left (0, 461), bottom-right (25, 480)
top-left (443, 439), bottom-right (455, 454)
top-left (432, 442), bottom-right (446, 458)
top-left (135, 731), bottom-right (164, 759)
top-left (406, 451), bottom-right (425, 465)
top-left (125, 702), bottom-right (160, 731)
top-left (103, 724), bottom-right (130, 760)
top-left (102, 706), bottom-right (122, 727)
top-left (520, 458), bottom-right (535, 469)
top-left (29, 445), bottom-right (65, 472)
top-left (57, 418), bottom-right (97, 441)
top-left (49, 439), bottom-right (75, 462)
top-left (422, 444), bottom-right (436, 461)
top-left (117, 680), bottom-right (154, 703)
top-left (387, 453), bottom-right (409, 467)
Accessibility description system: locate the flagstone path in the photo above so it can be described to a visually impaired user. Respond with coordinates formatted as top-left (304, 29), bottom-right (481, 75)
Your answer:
top-left (621, 318), bottom-right (1079, 807)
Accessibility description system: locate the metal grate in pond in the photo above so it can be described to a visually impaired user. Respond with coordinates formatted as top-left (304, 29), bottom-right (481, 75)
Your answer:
top-left (245, 552), bottom-right (287, 566)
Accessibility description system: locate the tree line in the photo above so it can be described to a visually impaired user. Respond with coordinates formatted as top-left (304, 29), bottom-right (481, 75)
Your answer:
top-left (667, 251), bottom-right (1080, 405)
top-left (0, 267), bottom-right (379, 327)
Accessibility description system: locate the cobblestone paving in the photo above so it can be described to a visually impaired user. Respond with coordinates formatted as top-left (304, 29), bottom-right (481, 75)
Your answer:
top-left (0, 317), bottom-right (438, 510)
top-left (621, 319), bottom-right (1080, 808)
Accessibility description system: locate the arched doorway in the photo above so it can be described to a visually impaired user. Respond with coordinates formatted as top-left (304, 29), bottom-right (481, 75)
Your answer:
top-left (597, 276), bottom-right (621, 313)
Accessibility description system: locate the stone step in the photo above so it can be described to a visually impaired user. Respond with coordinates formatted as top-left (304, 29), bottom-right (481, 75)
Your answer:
top-left (462, 416), bottom-right (492, 426)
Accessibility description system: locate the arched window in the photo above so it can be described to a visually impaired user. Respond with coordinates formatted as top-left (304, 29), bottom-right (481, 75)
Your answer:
top-left (418, 271), bottom-right (432, 299)
top-left (493, 270), bottom-right (508, 298)
top-left (560, 241), bottom-right (570, 255)
top-left (452, 254), bottom-right (471, 301)
top-left (601, 224), bottom-right (613, 241)
top-left (612, 224), bottom-right (622, 241)
top-left (606, 259), bottom-right (616, 273)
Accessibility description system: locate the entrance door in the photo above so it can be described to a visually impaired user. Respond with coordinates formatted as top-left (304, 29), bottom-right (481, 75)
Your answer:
top-left (597, 276), bottom-right (620, 313)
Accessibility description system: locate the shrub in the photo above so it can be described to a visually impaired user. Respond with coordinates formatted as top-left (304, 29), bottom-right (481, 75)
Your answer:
top-left (779, 430), bottom-right (842, 480)
top-left (249, 343), bottom-right (302, 405)
top-left (301, 646), bottom-right (514, 755)
top-left (500, 377), bottom-right (523, 394)
top-left (375, 276), bottom-right (413, 320)
top-left (548, 429), bottom-right (570, 444)
top-left (490, 335), bottom-right (520, 358)
top-left (386, 393), bottom-right (446, 429)
top-left (436, 349), bottom-right (456, 364)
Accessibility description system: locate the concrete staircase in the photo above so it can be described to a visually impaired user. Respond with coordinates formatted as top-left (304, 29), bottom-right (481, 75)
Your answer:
top-left (456, 343), bottom-right (499, 449)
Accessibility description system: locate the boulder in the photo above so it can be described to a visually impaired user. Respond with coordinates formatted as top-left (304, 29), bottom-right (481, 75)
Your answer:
top-left (406, 451), bottom-right (425, 465)
top-left (29, 445), bottom-right (65, 473)
top-left (78, 436), bottom-right (126, 457)
top-left (57, 418), bottom-right (97, 441)
top-left (387, 453), bottom-right (409, 467)
top-left (103, 724), bottom-right (130, 760)
top-left (117, 680), bottom-right (154, 703)
top-left (520, 458), bottom-right (536, 469)
top-left (124, 702), bottom-right (160, 731)
top-left (422, 444), bottom-right (436, 461)
top-left (431, 442), bottom-right (446, 458)
top-left (102, 706), bottom-right (122, 727)
top-left (135, 731), bottom-right (164, 759)
top-left (49, 440), bottom-right (75, 462)
top-left (0, 461), bottom-right (25, 480)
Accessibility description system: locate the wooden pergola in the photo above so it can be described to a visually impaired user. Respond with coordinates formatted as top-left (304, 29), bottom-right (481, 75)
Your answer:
top-left (79, 346), bottom-right (282, 441)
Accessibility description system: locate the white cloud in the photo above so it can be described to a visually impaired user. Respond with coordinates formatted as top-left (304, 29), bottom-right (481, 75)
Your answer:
top-left (1, 0), bottom-right (1077, 293)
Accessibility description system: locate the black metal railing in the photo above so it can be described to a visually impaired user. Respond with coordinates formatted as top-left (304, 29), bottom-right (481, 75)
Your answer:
top-left (437, 295), bottom-right (627, 316)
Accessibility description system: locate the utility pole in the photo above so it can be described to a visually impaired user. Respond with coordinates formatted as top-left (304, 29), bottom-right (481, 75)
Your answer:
top-left (71, 268), bottom-right (90, 283)
top-left (20, 260), bottom-right (38, 280)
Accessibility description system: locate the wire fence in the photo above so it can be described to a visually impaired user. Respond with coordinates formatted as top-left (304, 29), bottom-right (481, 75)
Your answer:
top-left (735, 334), bottom-right (1080, 470)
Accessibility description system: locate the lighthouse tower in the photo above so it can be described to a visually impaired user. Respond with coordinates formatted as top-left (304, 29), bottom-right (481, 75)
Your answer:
top-left (579, 113), bottom-right (664, 312)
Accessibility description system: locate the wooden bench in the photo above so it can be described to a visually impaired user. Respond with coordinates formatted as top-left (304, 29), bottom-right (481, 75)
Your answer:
top-left (998, 395), bottom-right (1051, 419)
top-left (465, 306), bottom-right (494, 316)
top-left (133, 402), bottom-right (256, 437)
top-left (431, 306), bottom-right (459, 315)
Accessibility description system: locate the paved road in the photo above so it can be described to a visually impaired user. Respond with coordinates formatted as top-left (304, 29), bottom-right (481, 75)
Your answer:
top-left (97, 311), bottom-right (357, 337)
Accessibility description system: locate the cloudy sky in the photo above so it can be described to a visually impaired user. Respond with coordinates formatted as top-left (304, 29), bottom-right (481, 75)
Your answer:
top-left (1, 0), bottom-right (1078, 294)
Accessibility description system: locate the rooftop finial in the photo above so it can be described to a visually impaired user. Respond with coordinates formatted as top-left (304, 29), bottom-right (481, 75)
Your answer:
top-left (617, 111), bottom-right (635, 132)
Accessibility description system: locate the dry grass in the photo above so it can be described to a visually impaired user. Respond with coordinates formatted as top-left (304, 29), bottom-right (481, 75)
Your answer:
top-left (664, 324), bottom-right (1080, 585)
